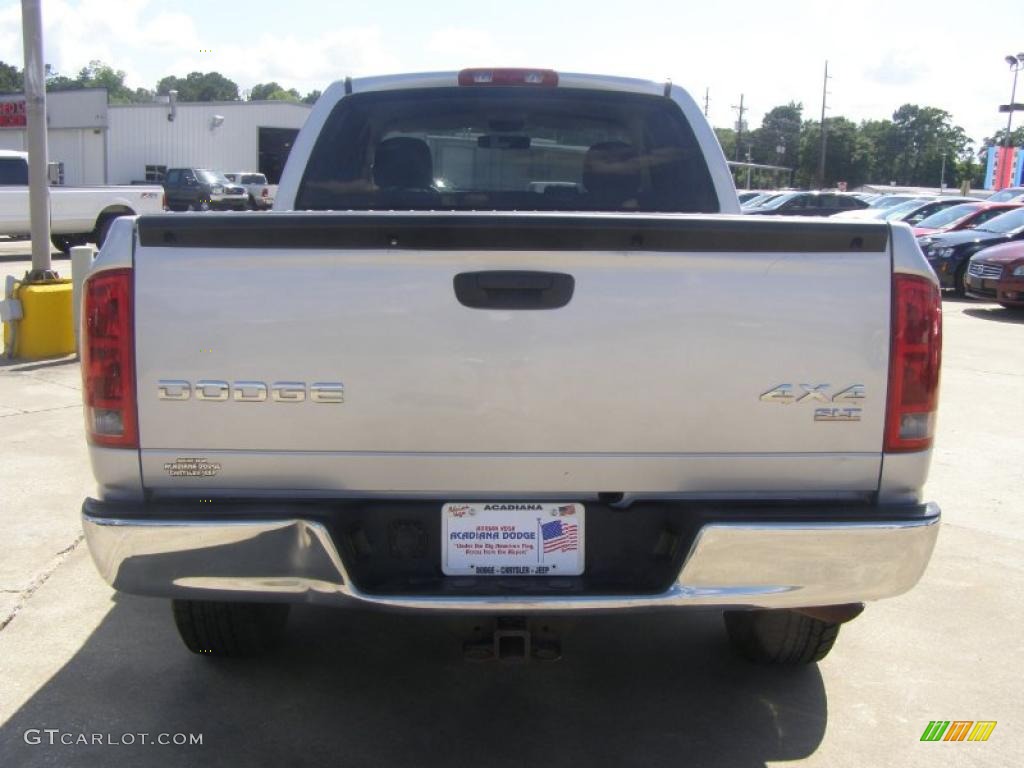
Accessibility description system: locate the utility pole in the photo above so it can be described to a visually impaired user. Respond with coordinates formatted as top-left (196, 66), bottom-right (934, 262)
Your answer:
top-left (732, 94), bottom-right (746, 162)
top-left (703, 87), bottom-right (710, 117)
top-left (817, 60), bottom-right (830, 189)
top-left (21, 0), bottom-right (54, 281)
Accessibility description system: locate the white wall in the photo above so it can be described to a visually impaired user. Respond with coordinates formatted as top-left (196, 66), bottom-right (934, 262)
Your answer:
top-left (48, 129), bottom-right (105, 185)
top-left (0, 128), bottom-right (104, 185)
top-left (0, 131), bottom-right (24, 151)
top-left (107, 101), bottom-right (310, 183)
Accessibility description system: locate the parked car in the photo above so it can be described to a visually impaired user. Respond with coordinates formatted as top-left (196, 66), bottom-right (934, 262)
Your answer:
top-left (0, 149), bottom-right (163, 251)
top-left (964, 242), bottom-right (1024, 308)
top-left (921, 206), bottom-right (1024, 294)
top-left (913, 202), bottom-right (1023, 239)
top-left (878, 197), bottom-right (974, 226)
top-left (740, 191), bottom-right (784, 209)
top-left (162, 168), bottom-right (248, 211)
top-left (832, 196), bottom-right (931, 220)
top-left (736, 190), bottom-right (762, 204)
top-left (835, 195), bottom-right (933, 219)
top-left (223, 172), bottom-right (277, 210)
top-left (865, 194), bottom-right (928, 209)
top-left (81, 68), bottom-right (941, 665)
top-left (743, 190), bottom-right (869, 216)
top-left (985, 186), bottom-right (1024, 203)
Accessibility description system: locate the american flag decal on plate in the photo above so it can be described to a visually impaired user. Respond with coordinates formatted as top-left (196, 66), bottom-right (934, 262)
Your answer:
top-left (541, 519), bottom-right (579, 553)
top-left (441, 502), bottom-right (584, 576)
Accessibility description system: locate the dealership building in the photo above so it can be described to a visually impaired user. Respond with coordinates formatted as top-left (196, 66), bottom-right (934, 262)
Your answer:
top-left (0, 88), bottom-right (311, 185)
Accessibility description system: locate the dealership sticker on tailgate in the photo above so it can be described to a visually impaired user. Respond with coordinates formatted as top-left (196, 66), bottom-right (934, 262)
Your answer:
top-left (442, 503), bottom-right (585, 576)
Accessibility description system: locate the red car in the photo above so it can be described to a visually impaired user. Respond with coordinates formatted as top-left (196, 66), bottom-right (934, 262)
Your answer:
top-left (913, 202), bottom-right (1023, 238)
top-left (964, 241), bottom-right (1024, 308)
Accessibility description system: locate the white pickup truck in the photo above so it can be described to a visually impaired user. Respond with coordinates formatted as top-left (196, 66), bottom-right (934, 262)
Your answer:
top-left (79, 69), bottom-right (942, 665)
top-left (0, 150), bottom-right (164, 251)
top-left (223, 171), bottom-right (277, 210)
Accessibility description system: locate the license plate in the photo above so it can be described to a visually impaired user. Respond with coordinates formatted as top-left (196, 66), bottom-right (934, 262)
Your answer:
top-left (441, 503), bottom-right (585, 576)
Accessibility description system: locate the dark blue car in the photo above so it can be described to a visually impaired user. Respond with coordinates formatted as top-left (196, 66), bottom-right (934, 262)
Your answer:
top-left (921, 207), bottom-right (1024, 294)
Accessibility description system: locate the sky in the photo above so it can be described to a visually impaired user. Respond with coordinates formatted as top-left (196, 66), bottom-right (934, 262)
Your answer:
top-left (0, 0), bottom-right (1022, 146)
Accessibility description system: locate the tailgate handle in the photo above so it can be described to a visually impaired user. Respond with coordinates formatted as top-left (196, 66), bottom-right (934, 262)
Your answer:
top-left (453, 271), bottom-right (575, 310)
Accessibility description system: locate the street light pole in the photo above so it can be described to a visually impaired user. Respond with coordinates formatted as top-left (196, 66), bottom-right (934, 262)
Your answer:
top-left (1005, 54), bottom-right (1024, 147)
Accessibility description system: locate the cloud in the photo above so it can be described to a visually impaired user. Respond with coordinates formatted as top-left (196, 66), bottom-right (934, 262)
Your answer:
top-left (864, 50), bottom-right (928, 86)
top-left (425, 27), bottom-right (520, 69)
top-left (0, 0), bottom-right (398, 95)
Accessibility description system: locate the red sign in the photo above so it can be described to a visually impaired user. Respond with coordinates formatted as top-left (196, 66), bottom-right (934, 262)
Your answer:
top-left (995, 147), bottom-right (1017, 191)
top-left (0, 99), bottom-right (26, 128)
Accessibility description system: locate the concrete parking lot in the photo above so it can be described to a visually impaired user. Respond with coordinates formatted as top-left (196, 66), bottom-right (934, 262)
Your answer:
top-left (0, 241), bottom-right (1021, 767)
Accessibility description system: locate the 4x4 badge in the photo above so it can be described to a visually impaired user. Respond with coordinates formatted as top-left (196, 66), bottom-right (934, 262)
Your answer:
top-left (760, 384), bottom-right (864, 422)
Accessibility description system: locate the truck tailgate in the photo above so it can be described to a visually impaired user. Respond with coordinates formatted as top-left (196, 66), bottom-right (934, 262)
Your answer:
top-left (133, 213), bottom-right (891, 496)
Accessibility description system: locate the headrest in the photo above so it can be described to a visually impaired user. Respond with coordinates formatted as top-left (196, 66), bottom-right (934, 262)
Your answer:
top-left (582, 141), bottom-right (642, 203)
top-left (373, 137), bottom-right (434, 189)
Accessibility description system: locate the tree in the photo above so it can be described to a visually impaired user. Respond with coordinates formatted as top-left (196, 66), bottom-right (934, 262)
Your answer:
top-left (749, 102), bottom-right (802, 168)
top-left (878, 104), bottom-right (971, 187)
top-left (713, 127), bottom-right (737, 161)
top-left (979, 126), bottom-right (1024, 151)
top-left (302, 89), bottom-right (321, 105)
top-left (796, 117), bottom-right (872, 188)
top-left (249, 81), bottom-right (301, 102)
top-left (74, 60), bottom-right (151, 103)
top-left (156, 72), bottom-right (240, 102)
top-left (0, 61), bottom-right (22, 92)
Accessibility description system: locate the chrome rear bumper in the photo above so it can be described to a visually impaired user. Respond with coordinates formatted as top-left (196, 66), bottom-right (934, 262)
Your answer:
top-left (82, 501), bottom-right (940, 612)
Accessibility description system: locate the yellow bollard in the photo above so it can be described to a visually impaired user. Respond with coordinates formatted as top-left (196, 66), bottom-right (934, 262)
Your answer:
top-left (2, 279), bottom-right (75, 359)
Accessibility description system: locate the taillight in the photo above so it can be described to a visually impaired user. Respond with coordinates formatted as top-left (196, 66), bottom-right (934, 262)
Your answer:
top-left (82, 268), bottom-right (137, 448)
top-left (885, 274), bottom-right (941, 452)
top-left (261, 188), bottom-right (268, 197)
top-left (458, 68), bottom-right (558, 87)
top-left (162, 192), bottom-right (167, 210)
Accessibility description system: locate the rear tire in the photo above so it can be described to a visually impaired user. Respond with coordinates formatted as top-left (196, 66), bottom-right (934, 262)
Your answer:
top-left (94, 215), bottom-right (117, 249)
top-left (51, 234), bottom-right (90, 254)
top-left (724, 609), bottom-right (840, 665)
top-left (172, 600), bottom-right (289, 658)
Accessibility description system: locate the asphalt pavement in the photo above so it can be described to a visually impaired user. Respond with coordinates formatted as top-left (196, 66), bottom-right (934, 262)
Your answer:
top-left (0, 242), bottom-right (1021, 767)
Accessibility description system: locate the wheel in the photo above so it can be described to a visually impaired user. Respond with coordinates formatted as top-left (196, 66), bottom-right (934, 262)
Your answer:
top-left (94, 215), bottom-right (117, 249)
top-left (724, 609), bottom-right (840, 665)
top-left (953, 264), bottom-right (968, 297)
top-left (171, 600), bottom-right (289, 657)
top-left (51, 234), bottom-right (87, 254)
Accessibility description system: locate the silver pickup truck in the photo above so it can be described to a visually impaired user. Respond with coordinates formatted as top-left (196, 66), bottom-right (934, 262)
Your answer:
top-left (79, 69), bottom-right (942, 665)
